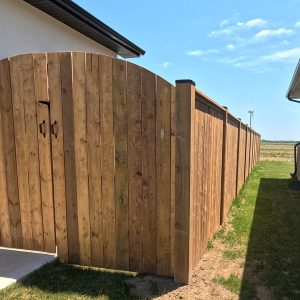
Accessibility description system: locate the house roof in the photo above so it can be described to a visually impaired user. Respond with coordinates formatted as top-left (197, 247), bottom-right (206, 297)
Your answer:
top-left (23, 0), bottom-right (145, 58)
top-left (287, 59), bottom-right (300, 101)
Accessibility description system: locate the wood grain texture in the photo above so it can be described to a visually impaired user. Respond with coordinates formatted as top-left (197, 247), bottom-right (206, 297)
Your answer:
top-left (99, 55), bottom-right (116, 269)
top-left (72, 52), bottom-right (91, 266)
top-left (141, 69), bottom-right (157, 274)
top-left (21, 53), bottom-right (45, 252)
top-left (127, 63), bottom-right (143, 272)
top-left (113, 59), bottom-right (129, 270)
top-left (61, 52), bottom-right (80, 263)
top-left (86, 53), bottom-right (102, 267)
top-left (0, 58), bottom-right (22, 248)
top-left (156, 77), bottom-right (171, 276)
top-left (0, 52), bottom-right (261, 284)
top-left (0, 102), bottom-right (11, 247)
top-left (9, 55), bottom-right (33, 250)
top-left (47, 52), bottom-right (68, 262)
top-left (33, 53), bottom-right (56, 253)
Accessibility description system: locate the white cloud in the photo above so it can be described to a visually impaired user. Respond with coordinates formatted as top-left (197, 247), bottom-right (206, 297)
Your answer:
top-left (209, 18), bottom-right (267, 38)
top-left (262, 48), bottom-right (300, 61)
top-left (226, 44), bottom-right (235, 50)
top-left (161, 62), bottom-right (172, 68)
top-left (245, 18), bottom-right (267, 28)
top-left (295, 21), bottom-right (300, 28)
top-left (220, 19), bottom-right (229, 27)
top-left (208, 28), bottom-right (233, 37)
top-left (186, 49), bottom-right (219, 56)
top-left (254, 28), bottom-right (294, 41)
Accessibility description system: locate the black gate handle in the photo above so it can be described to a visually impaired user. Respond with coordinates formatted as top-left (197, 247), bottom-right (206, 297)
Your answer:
top-left (39, 120), bottom-right (46, 138)
top-left (51, 121), bottom-right (58, 138)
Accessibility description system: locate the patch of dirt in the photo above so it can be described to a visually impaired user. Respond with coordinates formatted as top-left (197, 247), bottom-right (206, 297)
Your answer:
top-left (155, 240), bottom-right (241, 300)
top-left (127, 239), bottom-right (242, 299)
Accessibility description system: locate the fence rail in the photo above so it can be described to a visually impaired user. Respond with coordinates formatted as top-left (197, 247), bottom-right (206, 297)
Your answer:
top-left (0, 53), bottom-right (260, 284)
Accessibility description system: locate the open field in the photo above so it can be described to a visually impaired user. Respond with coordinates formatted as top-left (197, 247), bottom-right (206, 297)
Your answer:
top-left (260, 141), bottom-right (296, 162)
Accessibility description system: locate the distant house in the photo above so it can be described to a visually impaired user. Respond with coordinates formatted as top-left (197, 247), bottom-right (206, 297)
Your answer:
top-left (0, 0), bottom-right (145, 60)
top-left (286, 59), bottom-right (300, 181)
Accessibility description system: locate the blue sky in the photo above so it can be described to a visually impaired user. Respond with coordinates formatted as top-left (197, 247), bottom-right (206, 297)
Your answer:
top-left (75, 0), bottom-right (300, 140)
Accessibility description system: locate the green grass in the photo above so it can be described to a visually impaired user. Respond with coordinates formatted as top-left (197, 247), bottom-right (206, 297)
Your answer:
top-left (214, 161), bottom-right (300, 299)
top-left (212, 274), bottom-right (242, 294)
top-left (0, 260), bottom-right (138, 300)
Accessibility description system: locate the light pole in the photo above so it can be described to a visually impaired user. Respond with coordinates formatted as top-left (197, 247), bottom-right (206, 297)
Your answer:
top-left (248, 110), bottom-right (254, 128)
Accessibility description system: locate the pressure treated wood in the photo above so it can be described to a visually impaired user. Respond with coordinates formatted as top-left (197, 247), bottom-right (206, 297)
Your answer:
top-left (61, 52), bottom-right (80, 263)
top-left (0, 58), bottom-right (22, 249)
top-left (0, 52), bottom-right (260, 285)
top-left (73, 52), bottom-right (91, 266)
top-left (99, 55), bottom-right (116, 269)
top-left (10, 55), bottom-right (33, 250)
top-left (86, 53), bottom-right (102, 267)
top-left (47, 52), bottom-right (69, 262)
top-left (141, 69), bottom-right (157, 274)
top-left (156, 77), bottom-right (172, 276)
top-left (174, 81), bottom-right (195, 284)
top-left (33, 53), bottom-right (56, 253)
top-left (127, 63), bottom-right (143, 272)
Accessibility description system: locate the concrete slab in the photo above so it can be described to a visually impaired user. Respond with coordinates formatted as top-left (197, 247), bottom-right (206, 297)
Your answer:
top-left (0, 247), bottom-right (56, 290)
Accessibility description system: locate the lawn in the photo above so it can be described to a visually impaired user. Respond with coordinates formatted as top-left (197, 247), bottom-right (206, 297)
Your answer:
top-left (1, 143), bottom-right (300, 299)
top-left (213, 160), bottom-right (300, 299)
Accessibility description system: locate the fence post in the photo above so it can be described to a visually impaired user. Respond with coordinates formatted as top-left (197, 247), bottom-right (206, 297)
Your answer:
top-left (220, 107), bottom-right (228, 225)
top-left (174, 79), bottom-right (195, 284)
top-left (244, 125), bottom-right (248, 180)
top-left (235, 118), bottom-right (242, 197)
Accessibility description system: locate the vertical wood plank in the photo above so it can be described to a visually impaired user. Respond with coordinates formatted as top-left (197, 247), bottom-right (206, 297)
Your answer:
top-left (9, 55), bottom-right (33, 250)
top-left (33, 53), bottom-right (56, 253)
top-left (0, 58), bottom-right (22, 248)
top-left (113, 59), bottom-right (129, 270)
top-left (156, 77), bottom-right (171, 276)
top-left (86, 53), bottom-right (103, 267)
top-left (127, 63), bottom-right (143, 272)
top-left (61, 52), bottom-right (80, 263)
top-left (99, 55), bottom-right (116, 269)
top-left (141, 69), bottom-right (156, 274)
top-left (22, 54), bottom-right (44, 252)
top-left (73, 52), bottom-right (91, 265)
top-left (48, 52), bottom-right (69, 262)
top-left (0, 103), bottom-right (11, 247)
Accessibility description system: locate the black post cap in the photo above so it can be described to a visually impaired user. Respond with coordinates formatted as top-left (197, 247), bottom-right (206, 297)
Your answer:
top-left (175, 79), bottom-right (196, 86)
top-left (223, 106), bottom-right (228, 110)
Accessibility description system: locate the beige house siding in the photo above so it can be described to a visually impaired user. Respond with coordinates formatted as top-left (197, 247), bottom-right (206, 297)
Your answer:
top-left (0, 0), bottom-right (117, 59)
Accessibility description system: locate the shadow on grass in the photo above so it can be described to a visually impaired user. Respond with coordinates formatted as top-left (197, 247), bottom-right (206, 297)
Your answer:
top-left (16, 261), bottom-right (138, 299)
top-left (7, 260), bottom-right (179, 299)
top-left (240, 178), bottom-right (300, 299)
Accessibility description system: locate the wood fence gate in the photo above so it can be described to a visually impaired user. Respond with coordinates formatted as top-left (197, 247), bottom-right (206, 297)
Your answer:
top-left (0, 52), bottom-right (176, 277)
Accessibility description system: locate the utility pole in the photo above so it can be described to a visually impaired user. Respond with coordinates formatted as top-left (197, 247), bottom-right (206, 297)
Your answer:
top-left (248, 110), bottom-right (254, 128)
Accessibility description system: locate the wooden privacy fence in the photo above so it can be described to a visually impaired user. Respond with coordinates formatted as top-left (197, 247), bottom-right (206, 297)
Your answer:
top-left (175, 80), bottom-right (260, 283)
top-left (0, 52), bottom-right (260, 284)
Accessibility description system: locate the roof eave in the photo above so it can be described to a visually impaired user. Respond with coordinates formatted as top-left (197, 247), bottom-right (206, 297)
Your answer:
top-left (286, 59), bottom-right (300, 102)
top-left (23, 0), bottom-right (145, 58)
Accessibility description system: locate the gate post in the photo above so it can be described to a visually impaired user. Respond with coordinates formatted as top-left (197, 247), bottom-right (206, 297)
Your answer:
top-left (174, 79), bottom-right (195, 284)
